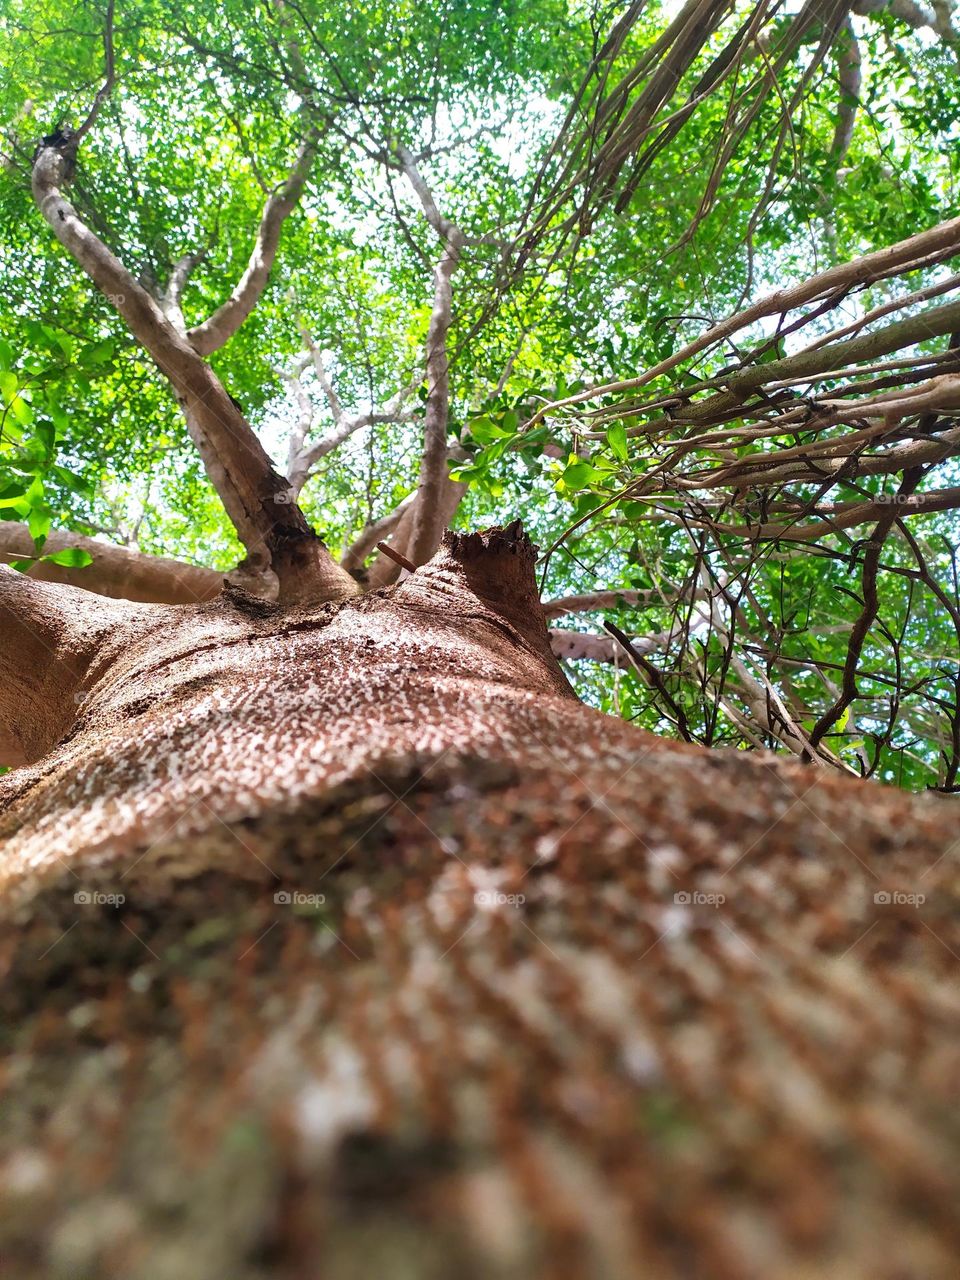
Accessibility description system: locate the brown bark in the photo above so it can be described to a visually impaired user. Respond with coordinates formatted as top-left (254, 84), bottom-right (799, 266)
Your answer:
top-left (0, 521), bottom-right (660, 664)
top-left (1, 525), bottom-right (958, 1279)
top-left (0, 566), bottom-right (158, 766)
top-left (0, 522), bottom-right (221, 603)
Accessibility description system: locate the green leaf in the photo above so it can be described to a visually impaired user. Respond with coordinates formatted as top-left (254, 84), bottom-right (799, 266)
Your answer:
top-left (78, 339), bottom-right (117, 368)
top-left (448, 463), bottom-right (486, 483)
top-left (0, 481), bottom-right (27, 506)
top-left (42, 325), bottom-right (74, 361)
top-left (47, 389), bottom-right (70, 431)
top-left (28, 505), bottom-right (51, 548)
top-left (10, 394), bottom-right (33, 427)
top-left (34, 420), bottom-right (55, 456)
top-left (44, 547), bottom-right (94, 568)
top-left (606, 422), bottom-right (628, 462)
top-left (468, 416), bottom-right (512, 445)
top-left (558, 459), bottom-right (597, 492)
top-left (51, 465), bottom-right (93, 495)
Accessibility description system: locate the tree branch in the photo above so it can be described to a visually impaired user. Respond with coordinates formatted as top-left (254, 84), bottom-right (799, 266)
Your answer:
top-left (391, 146), bottom-right (466, 566)
top-left (0, 523), bottom-right (221, 603)
top-left (0, 566), bottom-right (145, 767)
top-left (543, 588), bottom-right (699, 618)
top-left (341, 493), bottom-right (417, 571)
top-left (367, 471), bottom-right (467, 588)
top-left (603, 619), bottom-right (693, 741)
top-left (298, 327), bottom-right (345, 423)
top-left (73, 0), bottom-right (116, 147)
top-left (831, 17), bottom-right (861, 163)
top-left (186, 128), bottom-right (319, 356)
top-left (164, 249), bottom-right (207, 314)
top-left (548, 629), bottom-right (622, 662)
top-left (281, 323), bottom-right (421, 494)
top-left (31, 142), bottom-right (356, 603)
top-left (527, 212), bottom-right (960, 428)
top-left (808, 467), bottom-right (923, 752)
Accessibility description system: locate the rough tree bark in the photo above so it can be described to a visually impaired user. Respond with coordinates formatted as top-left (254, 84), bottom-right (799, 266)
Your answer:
top-left (1, 525), bottom-right (958, 1280)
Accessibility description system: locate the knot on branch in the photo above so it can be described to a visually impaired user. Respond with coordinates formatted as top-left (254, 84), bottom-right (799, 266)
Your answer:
top-left (31, 125), bottom-right (78, 162)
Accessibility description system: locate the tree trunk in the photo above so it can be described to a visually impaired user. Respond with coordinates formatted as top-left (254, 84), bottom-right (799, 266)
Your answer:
top-left (1, 526), bottom-right (958, 1280)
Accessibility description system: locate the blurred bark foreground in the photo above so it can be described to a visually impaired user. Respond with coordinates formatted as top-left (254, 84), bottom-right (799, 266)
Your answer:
top-left (1, 523), bottom-right (958, 1279)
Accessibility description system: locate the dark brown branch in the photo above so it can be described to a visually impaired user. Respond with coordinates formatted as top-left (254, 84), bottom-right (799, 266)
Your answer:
top-left (603, 619), bottom-right (693, 741)
top-left (375, 541), bottom-right (417, 573)
top-left (808, 467), bottom-right (923, 752)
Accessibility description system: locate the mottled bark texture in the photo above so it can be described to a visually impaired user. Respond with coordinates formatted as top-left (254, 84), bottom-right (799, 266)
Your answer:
top-left (1, 527), bottom-right (959, 1280)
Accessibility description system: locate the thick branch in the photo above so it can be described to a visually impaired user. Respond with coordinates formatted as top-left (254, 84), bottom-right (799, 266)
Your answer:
top-left (543, 588), bottom-right (682, 618)
top-left (406, 234), bottom-right (462, 564)
top-left (392, 147), bottom-right (466, 566)
top-left (549, 629), bottom-right (621, 662)
top-left (31, 142), bottom-right (356, 604)
top-left (0, 567), bottom-right (147, 767)
top-left (0, 523), bottom-right (220, 603)
top-left (831, 18), bottom-right (861, 162)
top-left (367, 471), bottom-right (467, 588)
top-left (854, 0), bottom-right (959, 39)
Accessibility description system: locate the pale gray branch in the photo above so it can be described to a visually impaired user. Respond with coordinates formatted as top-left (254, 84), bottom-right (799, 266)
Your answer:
top-left (831, 18), bottom-right (861, 162)
top-left (186, 129), bottom-right (319, 356)
top-left (31, 143), bottom-right (356, 603)
top-left (544, 589), bottom-right (659, 618)
top-left (281, 326), bottom-right (421, 494)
